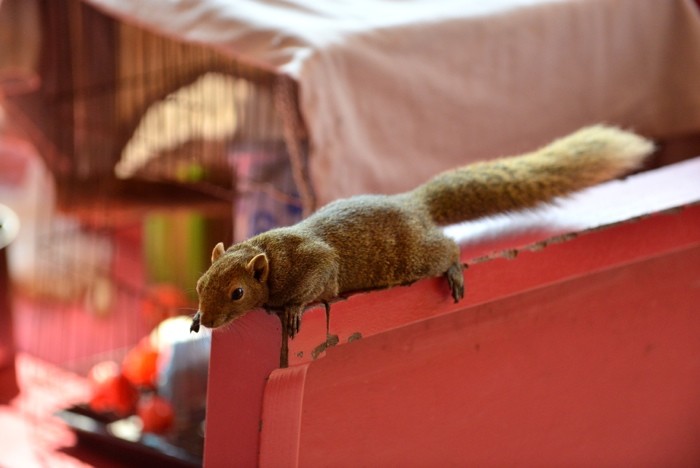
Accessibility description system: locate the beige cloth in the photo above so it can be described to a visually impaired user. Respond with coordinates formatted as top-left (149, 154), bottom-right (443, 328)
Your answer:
top-left (85, 0), bottom-right (700, 206)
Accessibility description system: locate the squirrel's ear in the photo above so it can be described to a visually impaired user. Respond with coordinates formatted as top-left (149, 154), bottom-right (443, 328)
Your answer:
top-left (211, 242), bottom-right (226, 263)
top-left (246, 253), bottom-right (269, 283)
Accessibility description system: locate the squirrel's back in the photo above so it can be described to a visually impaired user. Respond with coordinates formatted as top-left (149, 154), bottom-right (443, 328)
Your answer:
top-left (193, 124), bottom-right (656, 339)
top-left (412, 125), bottom-right (655, 225)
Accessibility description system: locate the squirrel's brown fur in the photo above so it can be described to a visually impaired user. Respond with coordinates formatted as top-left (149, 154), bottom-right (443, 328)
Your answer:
top-left (193, 125), bottom-right (654, 339)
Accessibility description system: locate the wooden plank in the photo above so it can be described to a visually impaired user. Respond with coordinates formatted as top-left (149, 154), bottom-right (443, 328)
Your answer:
top-left (298, 244), bottom-right (700, 466)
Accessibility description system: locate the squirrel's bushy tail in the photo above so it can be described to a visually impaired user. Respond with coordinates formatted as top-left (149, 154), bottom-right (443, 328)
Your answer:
top-left (413, 125), bottom-right (655, 226)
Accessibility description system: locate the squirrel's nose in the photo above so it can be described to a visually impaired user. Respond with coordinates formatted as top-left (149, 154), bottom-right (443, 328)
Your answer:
top-left (199, 311), bottom-right (221, 329)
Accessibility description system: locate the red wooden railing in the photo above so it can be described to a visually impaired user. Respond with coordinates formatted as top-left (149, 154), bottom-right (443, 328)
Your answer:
top-left (205, 157), bottom-right (700, 467)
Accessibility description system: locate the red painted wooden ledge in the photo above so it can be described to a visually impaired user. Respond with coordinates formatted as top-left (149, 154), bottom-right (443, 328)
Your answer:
top-left (205, 157), bottom-right (700, 467)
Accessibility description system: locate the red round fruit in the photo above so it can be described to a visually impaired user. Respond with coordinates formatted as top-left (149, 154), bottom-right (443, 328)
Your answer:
top-left (138, 395), bottom-right (175, 434)
top-left (88, 361), bottom-right (139, 417)
top-left (122, 340), bottom-right (159, 388)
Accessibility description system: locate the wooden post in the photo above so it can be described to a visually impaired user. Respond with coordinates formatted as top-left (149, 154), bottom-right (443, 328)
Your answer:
top-left (203, 311), bottom-right (281, 467)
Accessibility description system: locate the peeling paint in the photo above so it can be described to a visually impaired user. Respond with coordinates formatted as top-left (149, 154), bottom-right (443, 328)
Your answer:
top-left (502, 249), bottom-right (519, 260)
top-left (524, 232), bottom-right (578, 253)
top-left (528, 241), bottom-right (547, 252)
top-left (469, 255), bottom-right (492, 264)
top-left (311, 334), bottom-right (340, 359)
top-left (545, 232), bottom-right (578, 245)
top-left (348, 332), bottom-right (363, 342)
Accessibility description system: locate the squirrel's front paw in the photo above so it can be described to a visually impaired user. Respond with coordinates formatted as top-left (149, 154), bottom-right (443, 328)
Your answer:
top-left (285, 307), bottom-right (303, 339)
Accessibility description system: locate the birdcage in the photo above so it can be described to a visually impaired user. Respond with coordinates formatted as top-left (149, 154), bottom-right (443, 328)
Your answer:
top-left (3, 0), bottom-right (311, 464)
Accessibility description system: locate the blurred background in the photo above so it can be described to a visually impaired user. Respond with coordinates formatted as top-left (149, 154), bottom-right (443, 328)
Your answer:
top-left (0, 0), bottom-right (306, 465)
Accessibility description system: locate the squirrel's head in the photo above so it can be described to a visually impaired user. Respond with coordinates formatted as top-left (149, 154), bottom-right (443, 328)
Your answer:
top-left (194, 242), bottom-right (270, 329)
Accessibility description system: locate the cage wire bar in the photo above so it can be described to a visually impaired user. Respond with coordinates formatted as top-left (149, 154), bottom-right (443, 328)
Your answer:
top-left (3, 0), bottom-right (311, 464)
top-left (7, 0), bottom-right (313, 367)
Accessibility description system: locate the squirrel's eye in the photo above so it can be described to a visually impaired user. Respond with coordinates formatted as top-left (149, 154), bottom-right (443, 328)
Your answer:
top-left (231, 288), bottom-right (244, 301)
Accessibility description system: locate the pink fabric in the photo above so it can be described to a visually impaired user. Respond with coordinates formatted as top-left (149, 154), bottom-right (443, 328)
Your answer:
top-left (86, 0), bottom-right (700, 206)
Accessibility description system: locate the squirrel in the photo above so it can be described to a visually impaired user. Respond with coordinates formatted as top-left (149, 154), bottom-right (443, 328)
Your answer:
top-left (190, 125), bottom-right (654, 362)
